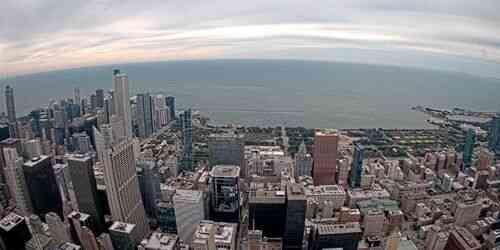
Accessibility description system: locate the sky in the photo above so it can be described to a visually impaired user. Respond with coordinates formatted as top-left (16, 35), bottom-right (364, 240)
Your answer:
top-left (1, 0), bottom-right (500, 77)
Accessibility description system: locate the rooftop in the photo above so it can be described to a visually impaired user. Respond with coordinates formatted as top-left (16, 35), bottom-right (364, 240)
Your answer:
top-left (317, 222), bottom-right (362, 235)
top-left (141, 232), bottom-right (178, 250)
top-left (193, 220), bottom-right (237, 245)
top-left (110, 221), bottom-right (136, 234)
top-left (0, 212), bottom-right (24, 231)
top-left (68, 211), bottom-right (91, 222)
top-left (211, 165), bottom-right (240, 178)
top-left (174, 189), bottom-right (203, 203)
top-left (23, 155), bottom-right (50, 167)
top-left (59, 242), bottom-right (82, 250)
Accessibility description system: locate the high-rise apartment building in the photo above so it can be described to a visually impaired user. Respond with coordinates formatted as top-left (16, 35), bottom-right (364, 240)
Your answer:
top-left (96, 89), bottom-right (105, 109)
top-left (312, 131), bottom-right (338, 185)
top-left (112, 69), bottom-right (133, 141)
top-left (166, 96), bottom-right (176, 121)
top-left (180, 109), bottom-right (193, 172)
top-left (489, 115), bottom-right (500, 153)
top-left (463, 128), bottom-right (476, 168)
top-left (5, 85), bottom-right (17, 137)
top-left (102, 140), bottom-right (149, 240)
top-left (350, 143), bottom-right (364, 188)
top-left (67, 154), bottom-right (106, 235)
top-left (23, 155), bottom-right (63, 219)
top-left (209, 165), bottom-right (240, 222)
top-left (136, 93), bottom-right (154, 138)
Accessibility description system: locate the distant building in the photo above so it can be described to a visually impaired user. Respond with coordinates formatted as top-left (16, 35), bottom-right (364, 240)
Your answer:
top-left (489, 115), bottom-right (500, 153)
top-left (208, 133), bottom-right (244, 171)
top-left (180, 109), bottom-right (193, 172)
top-left (136, 93), bottom-right (154, 138)
top-left (295, 141), bottom-right (312, 177)
top-left (166, 96), bottom-right (176, 121)
top-left (312, 131), bottom-right (338, 185)
top-left (23, 155), bottom-right (64, 219)
top-left (463, 128), bottom-right (476, 168)
top-left (350, 143), bottom-right (364, 188)
top-left (112, 69), bottom-right (133, 141)
top-left (209, 165), bottom-right (240, 223)
top-left (0, 212), bottom-right (32, 250)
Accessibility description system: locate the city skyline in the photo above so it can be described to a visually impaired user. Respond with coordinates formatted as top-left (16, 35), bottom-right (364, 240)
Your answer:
top-left (2, 0), bottom-right (500, 77)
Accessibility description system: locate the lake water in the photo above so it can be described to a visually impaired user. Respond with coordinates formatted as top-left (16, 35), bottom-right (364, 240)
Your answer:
top-left (5, 60), bottom-right (500, 129)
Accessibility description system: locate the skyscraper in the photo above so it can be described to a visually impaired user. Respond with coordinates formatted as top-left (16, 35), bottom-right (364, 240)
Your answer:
top-left (102, 140), bottom-right (148, 239)
top-left (45, 212), bottom-right (72, 246)
top-left (489, 115), bottom-right (500, 153)
top-left (5, 85), bottom-right (17, 138)
top-left (174, 189), bottom-right (205, 243)
top-left (3, 148), bottom-right (32, 216)
top-left (312, 130), bottom-right (338, 186)
top-left (166, 96), bottom-right (176, 121)
top-left (74, 87), bottom-right (81, 109)
top-left (136, 159), bottom-right (161, 218)
top-left (0, 212), bottom-right (32, 250)
top-left (112, 69), bottom-right (133, 141)
top-left (23, 155), bottom-right (63, 219)
top-left (208, 133), bottom-right (245, 170)
top-left (350, 143), bottom-right (364, 188)
top-left (294, 141), bottom-right (312, 177)
top-left (5, 85), bottom-right (16, 123)
top-left (463, 128), bottom-right (476, 169)
top-left (67, 154), bottom-right (106, 235)
top-left (96, 89), bottom-right (105, 108)
top-left (180, 109), bottom-right (193, 172)
top-left (136, 93), bottom-right (154, 138)
top-left (209, 165), bottom-right (241, 223)
top-left (284, 183), bottom-right (306, 250)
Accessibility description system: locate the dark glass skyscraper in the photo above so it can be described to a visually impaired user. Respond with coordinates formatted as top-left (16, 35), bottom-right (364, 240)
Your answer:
top-left (463, 128), bottom-right (476, 168)
top-left (180, 109), bottom-right (193, 172)
top-left (23, 155), bottom-right (63, 219)
top-left (67, 154), bottom-right (106, 235)
top-left (284, 183), bottom-right (306, 250)
top-left (5, 85), bottom-right (16, 123)
top-left (136, 93), bottom-right (154, 138)
top-left (0, 212), bottom-right (32, 250)
top-left (350, 143), bottom-right (364, 188)
top-left (166, 96), bottom-right (175, 121)
top-left (489, 115), bottom-right (500, 153)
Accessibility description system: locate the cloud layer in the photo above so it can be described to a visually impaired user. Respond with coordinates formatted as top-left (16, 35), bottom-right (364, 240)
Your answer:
top-left (2, 0), bottom-right (500, 76)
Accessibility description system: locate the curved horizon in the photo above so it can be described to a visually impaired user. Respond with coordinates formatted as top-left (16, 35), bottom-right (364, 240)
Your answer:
top-left (2, 0), bottom-right (500, 78)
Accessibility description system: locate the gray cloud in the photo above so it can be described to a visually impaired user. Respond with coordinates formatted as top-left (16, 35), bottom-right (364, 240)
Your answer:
top-left (1, 0), bottom-right (500, 76)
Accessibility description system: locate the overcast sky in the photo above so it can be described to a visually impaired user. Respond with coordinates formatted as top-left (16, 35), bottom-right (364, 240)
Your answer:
top-left (1, 0), bottom-right (500, 77)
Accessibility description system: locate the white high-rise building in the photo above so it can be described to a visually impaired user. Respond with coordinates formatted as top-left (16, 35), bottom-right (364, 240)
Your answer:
top-left (3, 148), bottom-right (32, 216)
top-left (112, 70), bottom-right (133, 141)
top-left (102, 139), bottom-right (149, 239)
top-left (174, 189), bottom-right (205, 243)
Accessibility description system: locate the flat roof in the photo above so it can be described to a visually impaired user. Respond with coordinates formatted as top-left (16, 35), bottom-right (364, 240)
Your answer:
top-left (142, 232), bottom-right (178, 250)
top-left (23, 155), bottom-right (50, 167)
top-left (317, 222), bottom-right (362, 235)
top-left (174, 189), bottom-right (203, 203)
top-left (0, 212), bottom-right (24, 231)
top-left (211, 165), bottom-right (240, 177)
top-left (110, 221), bottom-right (136, 234)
